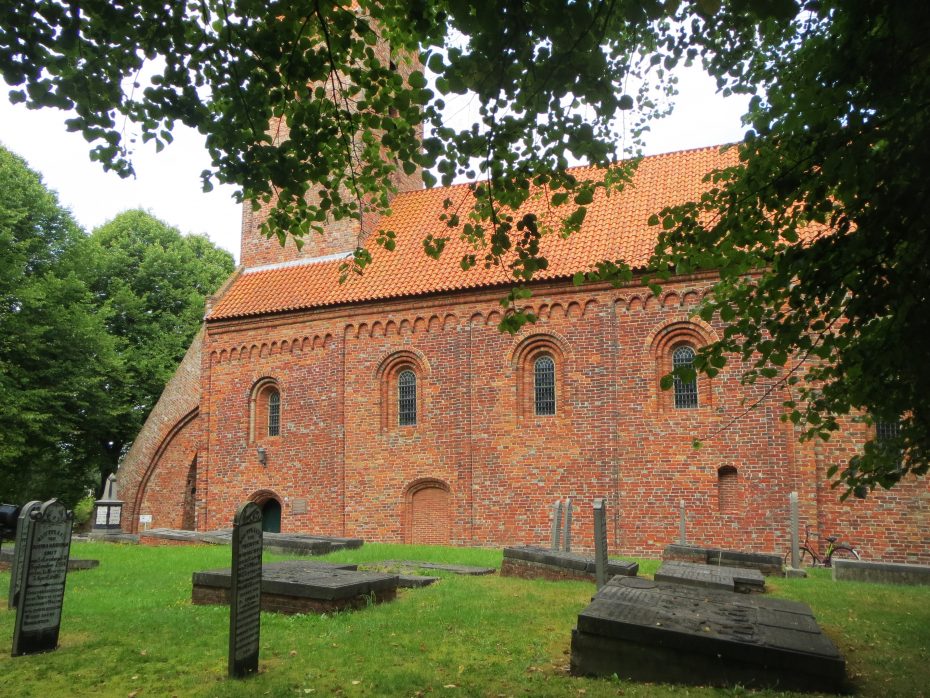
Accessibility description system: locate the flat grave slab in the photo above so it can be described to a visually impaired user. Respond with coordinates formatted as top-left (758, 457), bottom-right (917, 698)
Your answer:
top-left (366, 560), bottom-right (496, 576)
top-left (192, 560), bottom-right (397, 614)
top-left (500, 546), bottom-right (638, 583)
top-left (655, 561), bottom-right (765, 593)
top-left (0, 546), bottom-right (99, 572)
top-left (663, 543), bottom-right (783, 576)
top-left (397, 575), bottom-right (440, 588)
top-left (141, 528), bottom-right (362, 555)
top-left (833, 559), bottom-right (930, 586)
top-left (570, 576), bottom-right (844, 693)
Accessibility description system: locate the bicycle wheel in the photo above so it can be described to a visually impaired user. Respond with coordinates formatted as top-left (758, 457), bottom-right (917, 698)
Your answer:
top-left (827, 545), bottom-right (860, 565)
top-left (784, 548), bottom-right (816, 568)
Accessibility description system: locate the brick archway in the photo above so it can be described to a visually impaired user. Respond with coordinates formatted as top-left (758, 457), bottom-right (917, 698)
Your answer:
top-left (403, 479), bottom-right (452, 545)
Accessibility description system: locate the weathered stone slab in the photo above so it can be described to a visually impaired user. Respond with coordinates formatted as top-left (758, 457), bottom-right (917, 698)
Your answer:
top-left (655, 561), bottom-right (765, 593)
top-left (833, 559), bottom-right (930, 585)
top-left (663, 544), bottom-right (783, 576)
top-left (371, 560), bottom-right (496, 576)
top-left (142, 527), bottom-right (363, 555)
top-left (397, 575), bottom-right (439, 588)
top-left (501, 546), bottom-right (638, 583)
top-left (193, 560), bottom-right (398, 615)
top-left (570, 576), bottom-right (845, 693)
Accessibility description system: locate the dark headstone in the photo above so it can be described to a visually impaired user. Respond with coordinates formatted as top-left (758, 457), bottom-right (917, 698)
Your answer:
top-left (7, 500), bottom-right (40, 610)
top-left (562, 497), bottom-right (573, 552)
top-left (228, 502), bottom-right (262, 679)
top-left (551, 499), bottom-right (563, 550)
top-left (593, 499), bottom-right (608, 589)
top-left (570, 576), bottom-right (845, 693)
top-left (12, 499), bottom-right (73, 656)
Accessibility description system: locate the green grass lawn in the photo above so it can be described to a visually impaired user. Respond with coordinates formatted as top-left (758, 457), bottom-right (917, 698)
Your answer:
top-left (0, 542), bottom-right (928, 697)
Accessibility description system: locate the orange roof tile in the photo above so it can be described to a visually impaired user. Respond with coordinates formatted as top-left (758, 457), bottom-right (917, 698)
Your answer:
top-left (208, 144), bottom-right (738, 320)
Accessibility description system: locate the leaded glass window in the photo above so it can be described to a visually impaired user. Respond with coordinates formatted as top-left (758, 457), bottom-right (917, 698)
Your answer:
top-left (673, 345), bottom-right (698, 409)
top-left (267, 389), bottom-right (280, 436)
top-left (398, 370), bottom-right (417, 426)
top-left (534, 355), bottom-right (556, 416)
top-left (876, 419), bottom-right (900, 442)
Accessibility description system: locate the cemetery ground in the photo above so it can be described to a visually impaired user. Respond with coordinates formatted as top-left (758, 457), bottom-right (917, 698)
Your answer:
top-left (1, 543), bottom-right (928, 697)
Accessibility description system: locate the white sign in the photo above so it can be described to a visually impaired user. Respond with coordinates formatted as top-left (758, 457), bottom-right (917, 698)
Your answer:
top-left (139, 514), bottom-right (153, 524)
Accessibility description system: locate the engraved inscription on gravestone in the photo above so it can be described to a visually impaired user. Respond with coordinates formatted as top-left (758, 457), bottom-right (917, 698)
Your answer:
top-left (12, 499), bottom-right (73, 656)
top-left (593, 499), bottom-right (608, 589)
top-left (8, 500), bottom-right (41, 610)
top-left (228, 501), bottom-right (263, 678)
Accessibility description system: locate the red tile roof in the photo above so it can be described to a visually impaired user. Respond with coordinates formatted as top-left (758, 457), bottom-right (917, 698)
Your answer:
top-left (208, 145), bottom-right (738, 320)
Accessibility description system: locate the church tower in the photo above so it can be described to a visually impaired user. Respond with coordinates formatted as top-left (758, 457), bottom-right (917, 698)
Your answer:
top-left (239, 36), bottom-right (423, 268)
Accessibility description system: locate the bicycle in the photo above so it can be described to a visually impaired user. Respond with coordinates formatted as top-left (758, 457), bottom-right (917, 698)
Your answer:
top-left (784, 525), bottom-right (861, 567)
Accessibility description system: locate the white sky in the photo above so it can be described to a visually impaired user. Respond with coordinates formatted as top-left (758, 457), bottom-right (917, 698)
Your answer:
top-left (0, 64), bottom-right (747, 265)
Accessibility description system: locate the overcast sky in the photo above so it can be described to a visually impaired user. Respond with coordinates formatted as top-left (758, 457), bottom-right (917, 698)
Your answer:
top-left (0, 65), bottom-right (748, 264)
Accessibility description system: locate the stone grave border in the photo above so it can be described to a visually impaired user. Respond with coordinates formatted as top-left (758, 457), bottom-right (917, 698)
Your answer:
top-left (833, 559), bottom-right (930, 585)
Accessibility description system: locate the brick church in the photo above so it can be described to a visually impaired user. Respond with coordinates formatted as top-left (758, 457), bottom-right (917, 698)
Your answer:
top-left (117, 144), bottom-right (930, 562)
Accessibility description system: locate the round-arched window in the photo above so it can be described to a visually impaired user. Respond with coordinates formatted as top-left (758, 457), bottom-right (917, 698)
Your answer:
top-left (534, 355), bottom-right (556, 416)
top-left (672, 345), bottom-right (698, 409)
top-left (398, 369), bottom-right (417, 426)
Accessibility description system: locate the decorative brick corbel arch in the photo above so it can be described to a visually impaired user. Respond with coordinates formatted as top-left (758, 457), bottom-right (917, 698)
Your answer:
top-left (248, 488), bottom-right (282, 506)
top-left (646, 317), bottom-right (719, 411)
top-left (508, 330), bottom-right (572, 418)
top-left (375, 349), bottom-right (431, 430)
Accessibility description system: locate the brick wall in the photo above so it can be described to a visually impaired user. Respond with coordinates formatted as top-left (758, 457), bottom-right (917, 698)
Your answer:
top-left (183, 275), bottom-right (930, 560)
top-left (117, 329), bottom-right (203, 532)
top-left (239, 37), bottom-right (423, 269)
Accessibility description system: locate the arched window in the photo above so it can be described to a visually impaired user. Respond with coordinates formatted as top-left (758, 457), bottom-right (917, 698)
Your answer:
top-left (534, 355), bottom-right (556, 416)
top-left (398, 369), bottom-right (417, 426)
top-left (267, 389), bottom-right (280, 437)
top-left (249, 378), bottom-right (282, 442)
top-left (672, 345), bottom-right (698, 409)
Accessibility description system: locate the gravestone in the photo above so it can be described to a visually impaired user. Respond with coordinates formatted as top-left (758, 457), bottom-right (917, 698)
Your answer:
top-left (12, 499), bottom-right (73, 656)
top-left (228, 502), bottom-right (263, 678)
top-left (562, 497), bottom-right (573, 552)
top-left (8, 500), bottom-right (41, 610)
top-left (91, 474), bottom-right (123, 534)
top-left (593, 498), bottom-right (608, 589)
top-left (679, 499), bottom-right (687, 545)
top-left (550, 499), bottom-right (563, 550)
top-left (571, 576), bottom-right (845, 693)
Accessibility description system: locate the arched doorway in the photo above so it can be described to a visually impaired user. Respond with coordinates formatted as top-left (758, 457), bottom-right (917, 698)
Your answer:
top-left (404, 479), bottom-right (452, 545)
top-left (249, 490), bottom-right (282, 533)
top-left (261, 499), bottom-right (281, 533)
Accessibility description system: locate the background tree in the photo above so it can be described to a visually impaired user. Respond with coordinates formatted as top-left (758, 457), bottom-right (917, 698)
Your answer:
top-left (1, 1), bottom-right (926, 494)
top-left (0, 144), bottom-right (113, 506)
top-left (81, 210), bottom-right (235, 492)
